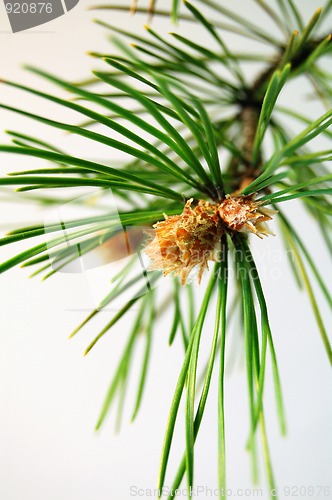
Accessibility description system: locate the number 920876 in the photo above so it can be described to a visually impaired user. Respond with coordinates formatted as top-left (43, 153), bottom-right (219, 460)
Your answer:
top-left (5, 3), bottom-right (53, 14)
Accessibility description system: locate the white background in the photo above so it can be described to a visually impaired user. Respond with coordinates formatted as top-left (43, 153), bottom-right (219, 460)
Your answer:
top-left (0, 1), bottom-right (331, 499)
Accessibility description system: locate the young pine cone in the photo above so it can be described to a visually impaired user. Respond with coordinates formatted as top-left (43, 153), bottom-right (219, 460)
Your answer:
top-left (144, 194), bottom-right (276, 284)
